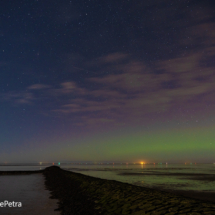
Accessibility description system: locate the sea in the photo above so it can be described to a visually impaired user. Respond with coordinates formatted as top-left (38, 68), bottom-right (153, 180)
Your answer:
top-left (1, 163), bottom-right (215, 193)
top-left (0, 162), bottom-right (215, 214)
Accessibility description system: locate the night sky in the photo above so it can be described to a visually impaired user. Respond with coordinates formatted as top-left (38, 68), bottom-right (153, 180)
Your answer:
top-left (1, 0), bottom-right (215, 163)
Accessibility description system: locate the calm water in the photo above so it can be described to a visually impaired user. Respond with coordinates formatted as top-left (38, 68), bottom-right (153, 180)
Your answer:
top-left (63, 163), bottom-right (215, 193)
top-left (0, 174), bottom-right (60, 215)
top-left (1, 163), bottom-right (215, 193)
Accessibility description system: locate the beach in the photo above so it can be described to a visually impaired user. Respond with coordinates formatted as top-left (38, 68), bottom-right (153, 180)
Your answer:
top-left (0, 166), bottom-right (215, 214)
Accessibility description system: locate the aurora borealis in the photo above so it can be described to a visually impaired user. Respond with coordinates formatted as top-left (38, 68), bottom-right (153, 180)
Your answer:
top-left (0, 0), bottom-right (215, 163)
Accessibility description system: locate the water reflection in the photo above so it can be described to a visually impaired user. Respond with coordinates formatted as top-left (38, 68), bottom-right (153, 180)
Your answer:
top-left (62, 164), bottom-right (215, 193)
top-left (0, 163), bottom-right (215, 193)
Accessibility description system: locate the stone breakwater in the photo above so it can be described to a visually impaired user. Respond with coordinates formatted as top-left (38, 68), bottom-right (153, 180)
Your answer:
top-left (43, 166), bottom-right (215, 215)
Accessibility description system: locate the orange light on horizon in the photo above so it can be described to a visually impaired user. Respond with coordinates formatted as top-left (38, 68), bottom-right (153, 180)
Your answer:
top-left (140, 162), bottom-right (145, 165)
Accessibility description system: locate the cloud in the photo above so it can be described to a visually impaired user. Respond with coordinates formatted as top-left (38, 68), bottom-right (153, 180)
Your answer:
top-left (28, 84), bottom-right (50, 90)
top-left (2, 0), bottom-right (215, 129)
top-left (2, 46), bottom-right (215, 129)
top-left (16, 93), bottom-right (34, 104)
top-left (1, 91), bottom-right (34, 105)
top-left (98, 52), bottom-right (128, 64)
top-left (46, 81), bottom-right (87, 97)
top-left (60, 82), bottom-right (77, 92)
top-left (3, 45), bottom-right (215, 128)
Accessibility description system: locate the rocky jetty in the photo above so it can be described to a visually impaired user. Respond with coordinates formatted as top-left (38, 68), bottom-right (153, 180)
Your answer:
top-left (43, 166), bottom-right (215, 215)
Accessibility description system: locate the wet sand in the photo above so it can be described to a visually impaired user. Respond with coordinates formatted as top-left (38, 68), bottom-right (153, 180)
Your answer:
top-left (119, 172), bottom-right (215, 204)
top-left (0, 173), bottom-right (60, 215)
top-left (118, 172), bottom-right (215, 177)
top-left (1, 166), bottom-right (215, 214)
top-left (43, 166), bottom-right (215, 215)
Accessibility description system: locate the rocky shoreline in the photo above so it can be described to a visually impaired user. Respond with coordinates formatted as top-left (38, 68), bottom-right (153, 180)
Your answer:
top-left (1, 166), bottom-right (215, 214)
top-left (42, 166), bottom-right (215, 215)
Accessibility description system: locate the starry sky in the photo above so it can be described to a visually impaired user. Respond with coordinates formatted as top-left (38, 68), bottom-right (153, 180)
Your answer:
top-left (1, 0), bottom-right (215, 163)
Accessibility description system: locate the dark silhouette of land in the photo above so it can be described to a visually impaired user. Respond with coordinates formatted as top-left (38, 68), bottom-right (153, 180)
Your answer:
top-left (1, 166), bottom-right (215, 214)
